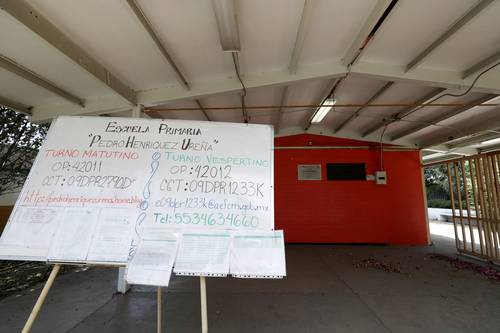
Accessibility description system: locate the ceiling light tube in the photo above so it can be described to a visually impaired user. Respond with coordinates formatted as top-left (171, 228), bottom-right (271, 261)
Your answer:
top-left (212, 0), bottom-right (240, 52)
top-left (311, 98), bottom-right (336, 123)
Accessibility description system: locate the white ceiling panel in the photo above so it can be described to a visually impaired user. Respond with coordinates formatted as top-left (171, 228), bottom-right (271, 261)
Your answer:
top-left (29, 0), bottom-right (179, 90)
top-left (397, 92), bottom-right (485, 124)
top-left (137, 0), bottom-right (235, 84)
top-left (362, 0), bottom-right (480, 67)
top-left (421, 0), bottom-right (500, 71)
top-left (0, 9), bottom-right (110, 99)
top-left (0, 0), bottom-right (498, 149)
top-left (238, 0), bottom-right (304, 74)
top-left (384, 92), bottom-right (487, 142)
top-left (403, 125), bottom-right (449, 144)
top-left (282, 78), bottom-right (334, 130)
top-left (298, 0), bottom-right (378, 66)
top-left (329, 76), bottom-right (390, 132)
top-left (245, 85), bottom-right (284, 125)
top-left (437, 95), bottom-right (500, 127)
top-left (197, 94), bottom-right (244, 123)
top-left (154, 99), bottom-right (207, 121)
top-left (349, 83), bottom-right (438, 132)
top-left (0, 68), bottom-right (58, 106)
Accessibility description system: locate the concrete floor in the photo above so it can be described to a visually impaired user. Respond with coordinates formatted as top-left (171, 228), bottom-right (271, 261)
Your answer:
top-left (1, 229), bottom-right (499, 332)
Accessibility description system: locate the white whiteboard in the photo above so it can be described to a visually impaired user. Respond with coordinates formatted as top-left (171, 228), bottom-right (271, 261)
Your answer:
top-left (0, 116), bottom-right (274, 263)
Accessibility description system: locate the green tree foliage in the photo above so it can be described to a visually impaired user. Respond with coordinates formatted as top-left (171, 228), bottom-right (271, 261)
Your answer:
top-left (424, 165), bottom-right (451, 208)
top-left (424, 165), bottom-right (449, 193)
top-left (0, 107), bottom-right (49, 194)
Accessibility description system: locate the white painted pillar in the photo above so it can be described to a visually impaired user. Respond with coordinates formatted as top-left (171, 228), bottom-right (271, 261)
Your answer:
top-left (117, 267), bottom-right (129, 294)
top-left (131, 105), bottom-right (143, 118)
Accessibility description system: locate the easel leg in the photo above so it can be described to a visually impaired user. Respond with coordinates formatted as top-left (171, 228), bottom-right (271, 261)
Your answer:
top-left (200, 276), bottom-right (208, 333)
top-left (157, 287), bottom-right (162, 333)
top-left (22, 264), bottom-right (61, 333)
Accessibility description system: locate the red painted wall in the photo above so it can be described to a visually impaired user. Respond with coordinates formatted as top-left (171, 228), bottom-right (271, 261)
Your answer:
top-left (274, 134), bottom-right (428, 245)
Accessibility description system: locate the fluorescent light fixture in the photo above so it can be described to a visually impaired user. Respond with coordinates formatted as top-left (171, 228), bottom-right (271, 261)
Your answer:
top-left (212, 0), bottom-right (240, 51)
top-left (311, 98), bottom-right (336, 123)
top-left (481, 137), bottom-right (500, 146)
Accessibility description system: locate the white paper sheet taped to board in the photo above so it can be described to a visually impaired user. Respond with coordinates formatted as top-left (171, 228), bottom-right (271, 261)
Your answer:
top-left (174, 231), bottom-right (232, 277)
top-left (86, 208), bottom-right (135, 264)
top-left (0, 116), bottom-right (274, 264)
top-left (230, 230), bottom-right (286, 278)
top-left (126, 234), bottom-right (178, 287)
top-left (0, 207), bottom-right (60, 260)
top-left (47, 208), bottom-right (99, 263)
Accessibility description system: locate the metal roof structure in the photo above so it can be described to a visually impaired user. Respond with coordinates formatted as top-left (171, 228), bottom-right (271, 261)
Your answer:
top-left (1, 0), bottom-right (500, 163)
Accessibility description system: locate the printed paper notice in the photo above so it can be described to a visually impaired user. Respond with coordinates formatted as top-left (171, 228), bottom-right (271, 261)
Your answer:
top-left (47, 208), bottom-right (99, 263)
top-left (230, 230), bottom-right (286, 278)
top-left (126, 236), bottom-right (178, 286)
top-left (174, 231), bottom-right (232, 277)
top-left (86, 208), bottom-right (134, 264)
top-left (0, 207), bottom-right (60, 260)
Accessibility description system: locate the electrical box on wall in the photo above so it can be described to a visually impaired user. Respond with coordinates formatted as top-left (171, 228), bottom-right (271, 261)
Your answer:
top-left (375, 171), bottom-right (387, 185)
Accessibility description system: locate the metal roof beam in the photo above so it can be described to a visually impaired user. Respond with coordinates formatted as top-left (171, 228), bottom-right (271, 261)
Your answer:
top-left (391, 94), bottom-right (497, 141)
top-left (352, 61), bottom-right (500, 95)
top-left (0, 95), bottom-right (33, 115)
top-left (126, 0), bottom-right (190, 90)
top-left (333, 81), bottom-right (393, 133)
top-left (462, 49), bottom-right (500, 79)
top-left (406, 0), bottom-right (494, 71)
top-left (0, 0), bottom-right (137, 105)
top-left (32, 55), bottom-right (500, 123)
top-left (447, 129), bottom-right (500, 149)
top-left (277, 122), bottom-right (413, 147)
top-left (420, 108), bottom-right (500, 149)
top-left (479, 142), bottom-right (500, 153)
top-left (289, 0), bottom-right (313, 73)
top-left (0, 54), bottom-right (84, 107)
top-left (31, 61), bottom-right (347, 122)
top-left (342, 0), bottom-right (395, 66)
top-left (361, 88), bottom-right (446, 137)
top-left (424, 145), bottom-right (478, 156)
